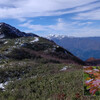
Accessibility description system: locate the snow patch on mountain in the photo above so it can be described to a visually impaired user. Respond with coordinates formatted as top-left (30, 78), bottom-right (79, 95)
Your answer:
top-left (60, 66), bottom-right (68, 71)
top-left (47, 34), bottom-right (65, 39)
top-left (30, 37), bottom-right (39, 43)
top-left (0, 82), bottom-right (8, 90)
top-left (4, 41), bottom-right (8, 44)
top-left (46, 34), bottom-right (75, 40)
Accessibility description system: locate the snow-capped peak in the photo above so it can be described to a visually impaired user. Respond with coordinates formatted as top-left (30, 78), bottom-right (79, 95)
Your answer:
top-left (46, 34), bottom-right (67, 40)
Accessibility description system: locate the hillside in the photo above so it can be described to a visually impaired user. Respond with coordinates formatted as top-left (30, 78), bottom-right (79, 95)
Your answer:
top-left (47, 35), bottom-right (100, 61)
top-left (0, 22), bottom-right (38, 38)
top-left (0, 23), bottom-right (99, 100)
top-left (0, 23), bottom-right (84, 65)
top-left (86, 57), bottom-right (100, 65)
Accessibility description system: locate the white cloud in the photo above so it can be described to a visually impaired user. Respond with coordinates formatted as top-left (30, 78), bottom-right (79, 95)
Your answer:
top-left (19, 18), bottom-right (67, 32)
top-left (0, 0), bottom-right (99, 20)
top-left (74, 9), bottom-right (100, 20)
top-left (19, 19), bottom-right (100, 37)
top-left (72, 21), bottom-right (93, 26)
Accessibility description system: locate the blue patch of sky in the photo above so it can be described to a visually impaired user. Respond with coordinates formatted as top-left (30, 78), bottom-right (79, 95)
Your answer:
top-left (28, 13), bottom-right (75, 25)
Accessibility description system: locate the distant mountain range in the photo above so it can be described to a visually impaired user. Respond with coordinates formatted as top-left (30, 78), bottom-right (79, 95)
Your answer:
top-left (47, 35), bottom-right (100, 61)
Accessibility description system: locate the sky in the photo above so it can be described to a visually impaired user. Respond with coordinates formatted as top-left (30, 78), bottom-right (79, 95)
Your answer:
top-left (0, 0), bottom-right (100, 37)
